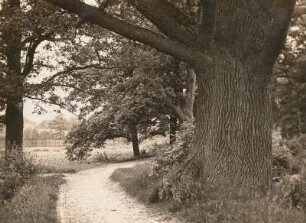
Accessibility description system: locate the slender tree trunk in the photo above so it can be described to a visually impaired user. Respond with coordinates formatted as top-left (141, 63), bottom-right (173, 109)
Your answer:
top-left (183, 68), bottom-right (196, 120)
top-left (185, 61), bottom-right (273, 194)
top-left (130, 124), bottom-right (140, 157)
top-left (169, 115), bottom-right (178, 145)
top-left (3, 0), bottom-right (23, 153)
top-left (169, 66), bottom-right (196, 123)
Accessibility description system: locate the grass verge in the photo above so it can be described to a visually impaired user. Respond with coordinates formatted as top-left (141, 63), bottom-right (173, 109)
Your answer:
top-left (111, 163), bottom-right (153, 203)
top-left (0, 175), bottom-right (64, 223)
top-left (111, 164), bottom-right (306, 223)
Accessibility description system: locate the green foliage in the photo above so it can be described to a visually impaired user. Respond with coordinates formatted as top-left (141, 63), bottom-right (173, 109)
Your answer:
top-left (0, 151), bottom-right (37, 201)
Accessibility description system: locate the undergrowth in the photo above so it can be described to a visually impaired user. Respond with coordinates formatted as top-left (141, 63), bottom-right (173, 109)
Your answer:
top-left (0, 150), bottom-right (64, 223)
top-left (112, 163), bottom-right (306, 223)
top-left (0, 151), bottom-right (37, 201)
top-left (111, 127), bottom-right (306, 223)
top-left (0, 175), bottom-right (64, 223)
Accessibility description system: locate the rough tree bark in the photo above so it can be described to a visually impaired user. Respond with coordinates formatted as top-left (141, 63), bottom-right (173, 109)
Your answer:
top-left (189, 62), bottom-right (273, 193)
top-left (44, 0), bottom-right (296, 194)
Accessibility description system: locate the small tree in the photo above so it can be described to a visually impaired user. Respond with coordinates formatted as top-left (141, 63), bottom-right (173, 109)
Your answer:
top-left (48, 115), bottom-right (70, 140)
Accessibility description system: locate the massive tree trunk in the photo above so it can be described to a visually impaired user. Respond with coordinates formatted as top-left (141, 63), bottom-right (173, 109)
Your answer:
top-left (129, 124), bottom-right (140, 157)
top-left (177, 0), bottom-right (294, 194)
top-left (3, 0), bottom-right (24, 152)
top-left (186, 60), bottom-right (273, 194)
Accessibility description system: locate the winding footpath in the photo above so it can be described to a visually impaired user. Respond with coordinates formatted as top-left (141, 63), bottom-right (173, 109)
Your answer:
top-left (57, 161), bottom-right (180, 223)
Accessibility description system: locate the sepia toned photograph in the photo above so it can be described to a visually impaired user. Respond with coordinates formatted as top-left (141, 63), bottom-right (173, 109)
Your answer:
top-left (0, 0), bottom-right (305, 222)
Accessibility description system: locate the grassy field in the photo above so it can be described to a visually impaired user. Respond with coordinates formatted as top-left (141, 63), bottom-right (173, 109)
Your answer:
top-left (25, 136), bottom-right (166, 173)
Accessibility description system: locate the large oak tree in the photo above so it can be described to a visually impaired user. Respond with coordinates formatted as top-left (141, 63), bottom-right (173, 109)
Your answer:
top-left (44, 0), bottom-right (296, 194)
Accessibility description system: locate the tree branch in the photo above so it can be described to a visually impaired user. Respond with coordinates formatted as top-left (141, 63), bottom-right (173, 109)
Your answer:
top-left (22, 33), bottom-right (53, 77)
top-left (44, 0), bottom-right (211, 65)
top-left (128, 0), bottom-right (196, 45)
top-left (196, 0), bottom-right (216, 47)
top-left (155, 0), bottom-right (196, 26)
top-left (41, 64), bottom-right (146, 85)
top-left (24, 95), bottom-right (73, 112)
top-left (260, 0), bottom-right (296, 68)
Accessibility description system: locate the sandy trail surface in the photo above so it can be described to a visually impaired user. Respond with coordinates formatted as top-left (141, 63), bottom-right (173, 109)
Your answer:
top-left (57, 161), bottom-right (180, 223)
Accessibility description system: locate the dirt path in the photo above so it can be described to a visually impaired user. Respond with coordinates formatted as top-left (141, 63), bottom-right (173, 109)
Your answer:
top-left (57, 161), bottom-right (180, 223)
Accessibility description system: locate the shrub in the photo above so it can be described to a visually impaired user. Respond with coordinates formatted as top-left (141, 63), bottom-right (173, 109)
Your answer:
top-left (93, 152), bottom-right (110, 162)
top-left (283, 135), bottom-right (306, 209)
top-left (270, 131), bottom-right (306, 210)
top-left (0, 175), bottom-right (64, 223)
top-left (150, 122), bottom-right (194, 177)
top-left (141, 122), bottom-right (195, 203)
top-left (0, 151), bottom-right (37, 201)
top-left (149, 127), bottom-right (306, 209)
top-left (113, 162), bottom-right (306, 223)
top-left (272, 130), bottom-right (294, 180)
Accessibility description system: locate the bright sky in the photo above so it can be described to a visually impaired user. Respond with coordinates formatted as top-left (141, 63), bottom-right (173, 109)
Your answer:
top-left (24, 100), bottom-right (75, 122)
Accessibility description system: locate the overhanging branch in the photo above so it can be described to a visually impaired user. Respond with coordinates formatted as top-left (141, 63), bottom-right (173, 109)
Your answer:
top-left (44, 0), bottom-right (211, 65)
top-left (128, 0), bottom-right (196, 45)
top-left (24, 95), bottom-right (75, 113)
top-left (41, 64), bottom-right (147, 85)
